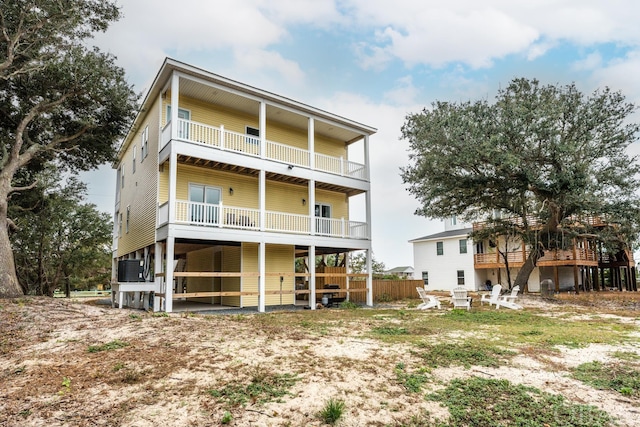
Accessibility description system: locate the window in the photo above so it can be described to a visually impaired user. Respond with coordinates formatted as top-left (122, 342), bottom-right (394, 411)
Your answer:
top-left (126, 206), bottom-right (130, 233)
top-left (422, 271), bottom-right (429, 286)
top-left (459, 239), bottom-right (467, 254)
top-left (315, 203), bottom-right (332, 235)
top-left (189, 184), bottom-right (221, 224)
top-left (118, 212), bottom-right (123, 236)
top-left (451, 216), bottom-right (457, 225)
top-left (245, 126), bottom-right (260, 144)
top-left (132, 145), bottom-right (136, 174)
top-left (121, 166), bottom-right (124, 188)
top-left (436, 241), bottom-right (443, 256)
top-left (457, 270), bottom-right (465, 286)
top-left (141, 125), bottom-right (149, 161)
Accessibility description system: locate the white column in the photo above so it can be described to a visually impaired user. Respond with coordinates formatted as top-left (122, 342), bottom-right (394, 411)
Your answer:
top-left (260, 101), bottom-right (266, 159)
top-left (258, 241), bottom-right (266, 313)
top-left (363, 134), bottom-right (371, 181)
top-left (259, 169), bottom-right (266, 231)
top-left (170, 72), bottom-right (179, 141)
top-left (154, 242), bottom-right (163, 311)
top-left (308, 117), bottom-right (315, 169)
top-left (309, 245), bottom-right (316, 309)
top-left (165, 235), bottom-right (175, 313)
top-left (366, 248), bottom-right (373, 307)
top-left (309, 179), bottom-right (315, 235)
top-left (365, 189), bottom-right (372, 240)
top-left (168, 150), bottom-right (177, 224)
top-left (345, 252), bottom-right (350, 302)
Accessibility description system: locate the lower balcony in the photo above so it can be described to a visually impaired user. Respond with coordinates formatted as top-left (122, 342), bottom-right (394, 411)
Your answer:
top-left (158, 200), bottom-right (369, 240)
top-left (474, 247), bottom-right (600, 268)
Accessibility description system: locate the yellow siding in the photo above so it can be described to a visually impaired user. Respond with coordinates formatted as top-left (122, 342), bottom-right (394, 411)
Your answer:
top-left (266, 244), bottom-right (295, 306)
top-left (161, 94), bottom-right (347, 157)
top-left (176, 165), bottom-right (259, 208)
top-left (159, 166), bottom-right (168, 204)
top-left (242, 244), bottom-right (295, 307)
top-left (242, 243), bottom-right (259, 307)
top-left (316, 189), bottom-right (348, 219)
top-left (186, 247), bottom-right (219, 304)
top-left (265, 181), bottom-right (309, 216)
top-left (117, 96), bottom-right (161, 257)
top-left (221, 246), bottom-right (241, 307)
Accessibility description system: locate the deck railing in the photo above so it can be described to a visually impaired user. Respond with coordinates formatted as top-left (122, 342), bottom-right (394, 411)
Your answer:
top-left (161, 119), bottom-right (367, 179)
top-left (167, 200), bottom-right (368, 239)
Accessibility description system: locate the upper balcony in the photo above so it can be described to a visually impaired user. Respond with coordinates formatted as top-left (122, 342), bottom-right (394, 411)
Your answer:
top-left (160, 119), bottom-right (368, 181)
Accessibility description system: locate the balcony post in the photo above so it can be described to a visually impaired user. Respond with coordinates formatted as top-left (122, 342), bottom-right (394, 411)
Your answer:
top-left (363, 134), bottom-right (371, 180)
top-left (309, 179), bottom-right (316, 235)
top-left (259, 101), bottom-right (266, 159)
top-left (309, 245), bottom-right (316, 310)
top-left (168, 151), bottom-right (177, 224)
top-left (170, 72), bottom-right (179, 141)
top-left (259, 170), bottom-right (266, 231)
top-left (220, 125), bottom-right (225, 150)
top-left (258, 241), bottom-right (265, 313)
top-left (153, 241), bottom-right (163, 311)
top-left (308, 117), bottom-right (314, 169)
top-left (165, 235), bottom-right (175, 313)
top-left (366, 247), bottom-right (373, 306)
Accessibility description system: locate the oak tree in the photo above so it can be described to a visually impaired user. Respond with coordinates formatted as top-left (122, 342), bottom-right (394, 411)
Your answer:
top-left (401, 78), bottom-right (640, 288)
top-left (0, 0), bottom-right (138, 297)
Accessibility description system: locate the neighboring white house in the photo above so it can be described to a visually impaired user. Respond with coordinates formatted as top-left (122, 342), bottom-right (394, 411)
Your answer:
top-left (410, 217), bottom-right (482, 291)
top-left (384, 266), bottom-right (414, 278)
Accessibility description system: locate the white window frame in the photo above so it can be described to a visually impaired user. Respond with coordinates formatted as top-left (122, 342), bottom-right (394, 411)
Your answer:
top-left (457, 270), bottom-right (465, 286)
top-left (126, 206), bottom-right (130, 234)
top-left (459, 239), bottom-right (467, 254)
top-left (436, 241), bottom-right (443, 256)
top-left (132, 145), bottom-right (136, 174)
top-left (422, 271), bottom-right (429, 286)
top-left (141, 125), bottom-right (149, 161)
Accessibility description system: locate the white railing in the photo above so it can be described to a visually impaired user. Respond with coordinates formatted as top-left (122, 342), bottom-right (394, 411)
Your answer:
top-left (175, 200), bottom-right (221, 226)
top-left (223, 128), bottom-right (261, 156)
top-left (164, 200), bottom-right (368, 239)
top-left (265, 211), bottom-right (310, 234)
top-left (162, 119), bottom-right (367, 179)
top-left (223, 206), bottom-right (260, 230)
top-left (158, 202), bottom-right (169, 225)
top-left (265, 140), bottom-right (310, 167)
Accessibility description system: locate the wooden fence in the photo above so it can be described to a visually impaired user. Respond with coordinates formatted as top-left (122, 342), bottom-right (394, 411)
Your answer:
top-left (348, 279), bottom-right (424, 303)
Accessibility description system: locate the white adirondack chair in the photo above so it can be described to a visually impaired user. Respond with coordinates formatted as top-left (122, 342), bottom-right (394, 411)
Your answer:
top-left (416, 287), bottom-right (441, 310)
top-left (480, 284), bottom-right (502, 307)
top-left (451, 287), bottom-right (471, 310)
top-left (496, 285), bottom-right (523, 310)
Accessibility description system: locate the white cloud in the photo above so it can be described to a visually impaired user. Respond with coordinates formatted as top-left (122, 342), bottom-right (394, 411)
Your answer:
top-left (572, 51), bottom-right (603, 71)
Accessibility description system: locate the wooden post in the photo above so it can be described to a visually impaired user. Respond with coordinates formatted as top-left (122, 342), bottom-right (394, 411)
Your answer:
top-left (554, 266), bottom-right (559, 292)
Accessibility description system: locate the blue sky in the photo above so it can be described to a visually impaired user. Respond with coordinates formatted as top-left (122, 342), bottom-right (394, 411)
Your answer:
top-left (84, 0), bottom-right (640, 270)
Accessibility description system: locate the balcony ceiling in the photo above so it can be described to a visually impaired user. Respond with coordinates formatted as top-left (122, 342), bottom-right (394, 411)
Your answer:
top-left (179, 77), bottom-right (363, 144)
top-left (177, 155), bottom-right (364, 196)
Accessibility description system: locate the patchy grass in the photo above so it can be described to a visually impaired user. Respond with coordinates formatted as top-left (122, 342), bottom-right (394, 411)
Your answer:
top-left (415, 342), bottom-right (515, 369)
top-left (317, 397), bottom-right (346, 425)
top-left (207, 371), bottom-right (299, 407)
top-left (572, 361), bottom-right (640, 398)
top-left (394, 362), bottom-right (429, 393)
top-left (428, 377), bottom-right (615, 427)
top-left (87, 339), bottom-right (129, 353)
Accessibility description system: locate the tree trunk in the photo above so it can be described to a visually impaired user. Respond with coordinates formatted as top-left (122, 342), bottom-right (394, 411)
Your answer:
top-left (0, 207), bottom-right (23, 298)
top-left (513, 247), bottom-right (543, 289)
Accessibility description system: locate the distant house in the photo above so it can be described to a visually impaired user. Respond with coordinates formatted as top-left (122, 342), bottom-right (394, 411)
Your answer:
top-left (384, 266), bottom-right (414, 278)
top-left (410, 215), bottom-right (637, 292)
top-left (410, 217), bottom-right (476, 291)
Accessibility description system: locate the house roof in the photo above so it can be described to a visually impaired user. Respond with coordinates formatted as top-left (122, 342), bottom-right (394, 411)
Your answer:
top-left (118, 58), bottom-right (377, 160)
top-left (385, 266), bottom-right (414, 274)
top-left (409, 227), bottom-right (473, 243)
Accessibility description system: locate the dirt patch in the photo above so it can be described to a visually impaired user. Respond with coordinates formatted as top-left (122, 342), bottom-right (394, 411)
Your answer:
top-left (1, 295), bottom-right (639, 426)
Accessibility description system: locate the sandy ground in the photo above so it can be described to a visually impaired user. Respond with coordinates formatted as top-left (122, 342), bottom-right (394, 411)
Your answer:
top-left (0, 294), bottom-right (639, 426)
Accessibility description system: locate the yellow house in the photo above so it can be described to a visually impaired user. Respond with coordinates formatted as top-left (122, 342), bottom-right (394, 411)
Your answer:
top-left (112, 58), bottom-right (377, 313)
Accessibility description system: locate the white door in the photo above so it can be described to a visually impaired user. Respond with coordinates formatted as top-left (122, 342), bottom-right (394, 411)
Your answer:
top-left (189, 184), bottom-right (220, 224)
